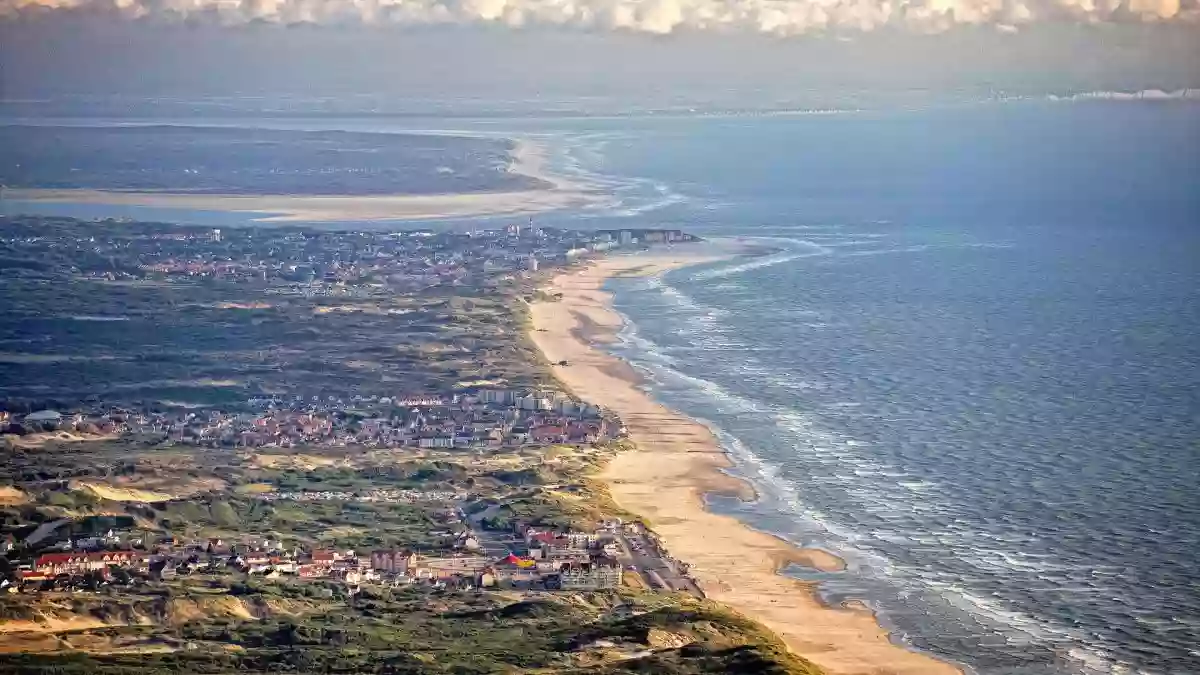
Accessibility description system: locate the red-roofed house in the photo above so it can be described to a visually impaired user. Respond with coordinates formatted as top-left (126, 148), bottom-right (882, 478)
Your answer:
top-left (311, 550), bottom-right (339, 564)
top-left (35, 551), bottom-right (147, 575)
top-left (530, 425), bottom-right (567, 444)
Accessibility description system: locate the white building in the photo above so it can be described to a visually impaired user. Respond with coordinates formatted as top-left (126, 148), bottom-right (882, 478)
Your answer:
top-left (24, 410), bottom-right (62, 425)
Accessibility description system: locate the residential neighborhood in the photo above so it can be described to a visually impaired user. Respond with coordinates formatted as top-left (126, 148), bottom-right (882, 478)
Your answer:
top-left (8, 517), bottom-right (698, 597)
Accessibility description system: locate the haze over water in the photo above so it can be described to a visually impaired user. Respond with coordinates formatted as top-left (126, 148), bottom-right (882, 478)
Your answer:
top-left (577, 105), bottom-right (1200, 674)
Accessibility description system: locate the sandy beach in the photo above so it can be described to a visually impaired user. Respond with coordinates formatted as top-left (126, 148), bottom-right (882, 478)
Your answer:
top-left (7, 139), bottom-right (603, 223)
top-left (528, 248), bottom-right (962, 675)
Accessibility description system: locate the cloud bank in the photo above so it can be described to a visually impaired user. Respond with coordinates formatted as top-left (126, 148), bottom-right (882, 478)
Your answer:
top-left (2, 0), bottom-right (1197, 34)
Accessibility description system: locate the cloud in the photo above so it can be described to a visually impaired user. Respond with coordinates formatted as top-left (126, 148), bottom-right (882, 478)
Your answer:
top-left (1, 0), bottom-right (1197, 34)
top-left (1048, 88), bottom-right (1200, 99)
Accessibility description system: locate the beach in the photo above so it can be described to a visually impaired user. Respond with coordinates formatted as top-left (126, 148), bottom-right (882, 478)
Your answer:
top-left (6, 139), bottom-right (602, 223)
top-left (528, 248), bottom-right (962, 675)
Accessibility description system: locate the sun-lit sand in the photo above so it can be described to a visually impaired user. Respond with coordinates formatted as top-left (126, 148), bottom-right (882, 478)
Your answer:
top-left (528, 248), bottom-right (962, 675)
top-left (7, 139), bottom-right (604, 223)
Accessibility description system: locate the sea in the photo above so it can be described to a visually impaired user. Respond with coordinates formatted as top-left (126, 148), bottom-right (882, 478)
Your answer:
top-left (5, 100), bottom-right (1199, 674)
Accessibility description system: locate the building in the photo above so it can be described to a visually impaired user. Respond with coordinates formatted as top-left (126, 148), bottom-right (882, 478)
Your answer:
top-left (35, 551), bottom-right (148, 576)
top-left (479, 389), bottom-right (515, 405)
top-left (297, 564), bottom-right (328, 578)
top-left (518, 395), bottom-right (552, 412)
top-left (370, 550), bottom-right (418, 576)
top-left (149, 560), bottom-right (178, 580)
top-left (548, 556), bottom-right (621, 590)
top-left (527, 531), bottom-right (594, 559)
top-left (24, 410), bottom-right (62, 427)
top-left (526, 255), bottom-right (538, 272)
top-left (310, 550), bottom-right (340, 565)
top-left (331, 568), bottom-right (362, 584)
top-left (618, 230), bottom-right (634, 246)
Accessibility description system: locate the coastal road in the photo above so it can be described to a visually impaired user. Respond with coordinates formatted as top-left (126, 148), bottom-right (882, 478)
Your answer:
top-left (617, 531), bottom-right (702, 597)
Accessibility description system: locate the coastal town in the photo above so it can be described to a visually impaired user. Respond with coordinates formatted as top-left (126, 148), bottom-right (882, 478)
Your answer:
top-left (0, 215), bottom-right (760, 675)
top-left (3, 387), bottom-right (617, 451)
top-left (1, 373), bottom-right (705, 598)
top-left (0, 215), bottom-right (699, 410)
top-left (0, 214), bottom-right (692, 293)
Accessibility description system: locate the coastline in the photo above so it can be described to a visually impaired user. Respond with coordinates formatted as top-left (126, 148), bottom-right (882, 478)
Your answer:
top-left (5, 138), bottom-right (603, 223)
top-left (528, 247), bottom-right (962, 675)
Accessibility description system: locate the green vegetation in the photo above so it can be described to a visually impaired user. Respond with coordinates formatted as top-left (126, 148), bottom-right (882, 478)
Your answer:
top-left (0, 217), bottom-right (559, 409)
top-left (0, 583), bottom-right (821, 674)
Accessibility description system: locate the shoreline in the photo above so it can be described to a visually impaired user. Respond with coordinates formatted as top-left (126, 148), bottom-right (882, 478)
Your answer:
top-left (5, 138), bottom-right (604, 223)
top-left (528, 246), bottom-right (962, 675)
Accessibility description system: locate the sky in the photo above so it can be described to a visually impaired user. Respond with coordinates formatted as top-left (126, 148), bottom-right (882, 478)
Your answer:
top-left (1, 1), bottom-right (1198, 107)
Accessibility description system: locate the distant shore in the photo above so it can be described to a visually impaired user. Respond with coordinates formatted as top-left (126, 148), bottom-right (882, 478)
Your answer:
top-left (528, 246), bottom-right (962, 675)
top-left (5, 139), bottom-right (602, 223)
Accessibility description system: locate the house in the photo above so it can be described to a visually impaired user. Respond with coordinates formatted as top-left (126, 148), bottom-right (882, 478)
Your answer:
top-left (476, 568), bottom-right (497, 588)
top-left (527, 530), bottom-right (594, 559)
top-left (269, 558), bottom-right (299, 574)
top-left (531, 425), bottom-right (567, 444)
top-left (297, 564), bottom-right (328, 578)
top-left (35, 551), bottom-right (147, 575)
top-left (310, 550), bottom-right (339, 565)
top-left (331, 568), bottom-right (362, 584)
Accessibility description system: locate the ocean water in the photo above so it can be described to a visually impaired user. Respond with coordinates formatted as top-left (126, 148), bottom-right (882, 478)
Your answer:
top-left (5, 102), bottom-right (1198, 674)
top-left (580, 105), bottom-right (1200, 674)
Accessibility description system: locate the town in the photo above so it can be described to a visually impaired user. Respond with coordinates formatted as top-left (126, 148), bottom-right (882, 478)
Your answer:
top-left (3, 387), bottom-right (618, 451)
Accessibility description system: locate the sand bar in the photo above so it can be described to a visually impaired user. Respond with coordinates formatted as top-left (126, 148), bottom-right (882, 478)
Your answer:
top-left (7, 139), bottom-right (605, 223)
top-left (528, 247), bottom-right (962, 675)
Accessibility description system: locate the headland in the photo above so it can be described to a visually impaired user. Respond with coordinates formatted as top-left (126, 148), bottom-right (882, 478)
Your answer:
top-left (6, 138), bottom-right (601, 223)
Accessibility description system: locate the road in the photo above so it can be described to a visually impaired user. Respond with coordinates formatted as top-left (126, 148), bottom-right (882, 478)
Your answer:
top-left (615, 530), bottom-right (702, 597)
top-left (462, 501), bottom-right (702, 596)
top-left (463, 502), bottom-right (523, 557)
top-left (24, 518), bottom-right (71, 546)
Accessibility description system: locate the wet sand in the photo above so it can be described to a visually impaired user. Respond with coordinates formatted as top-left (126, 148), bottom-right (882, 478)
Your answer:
top-left (7, 139), bottom-right (603, 223)
top-left (528, 248), bottom-right (962, 675)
